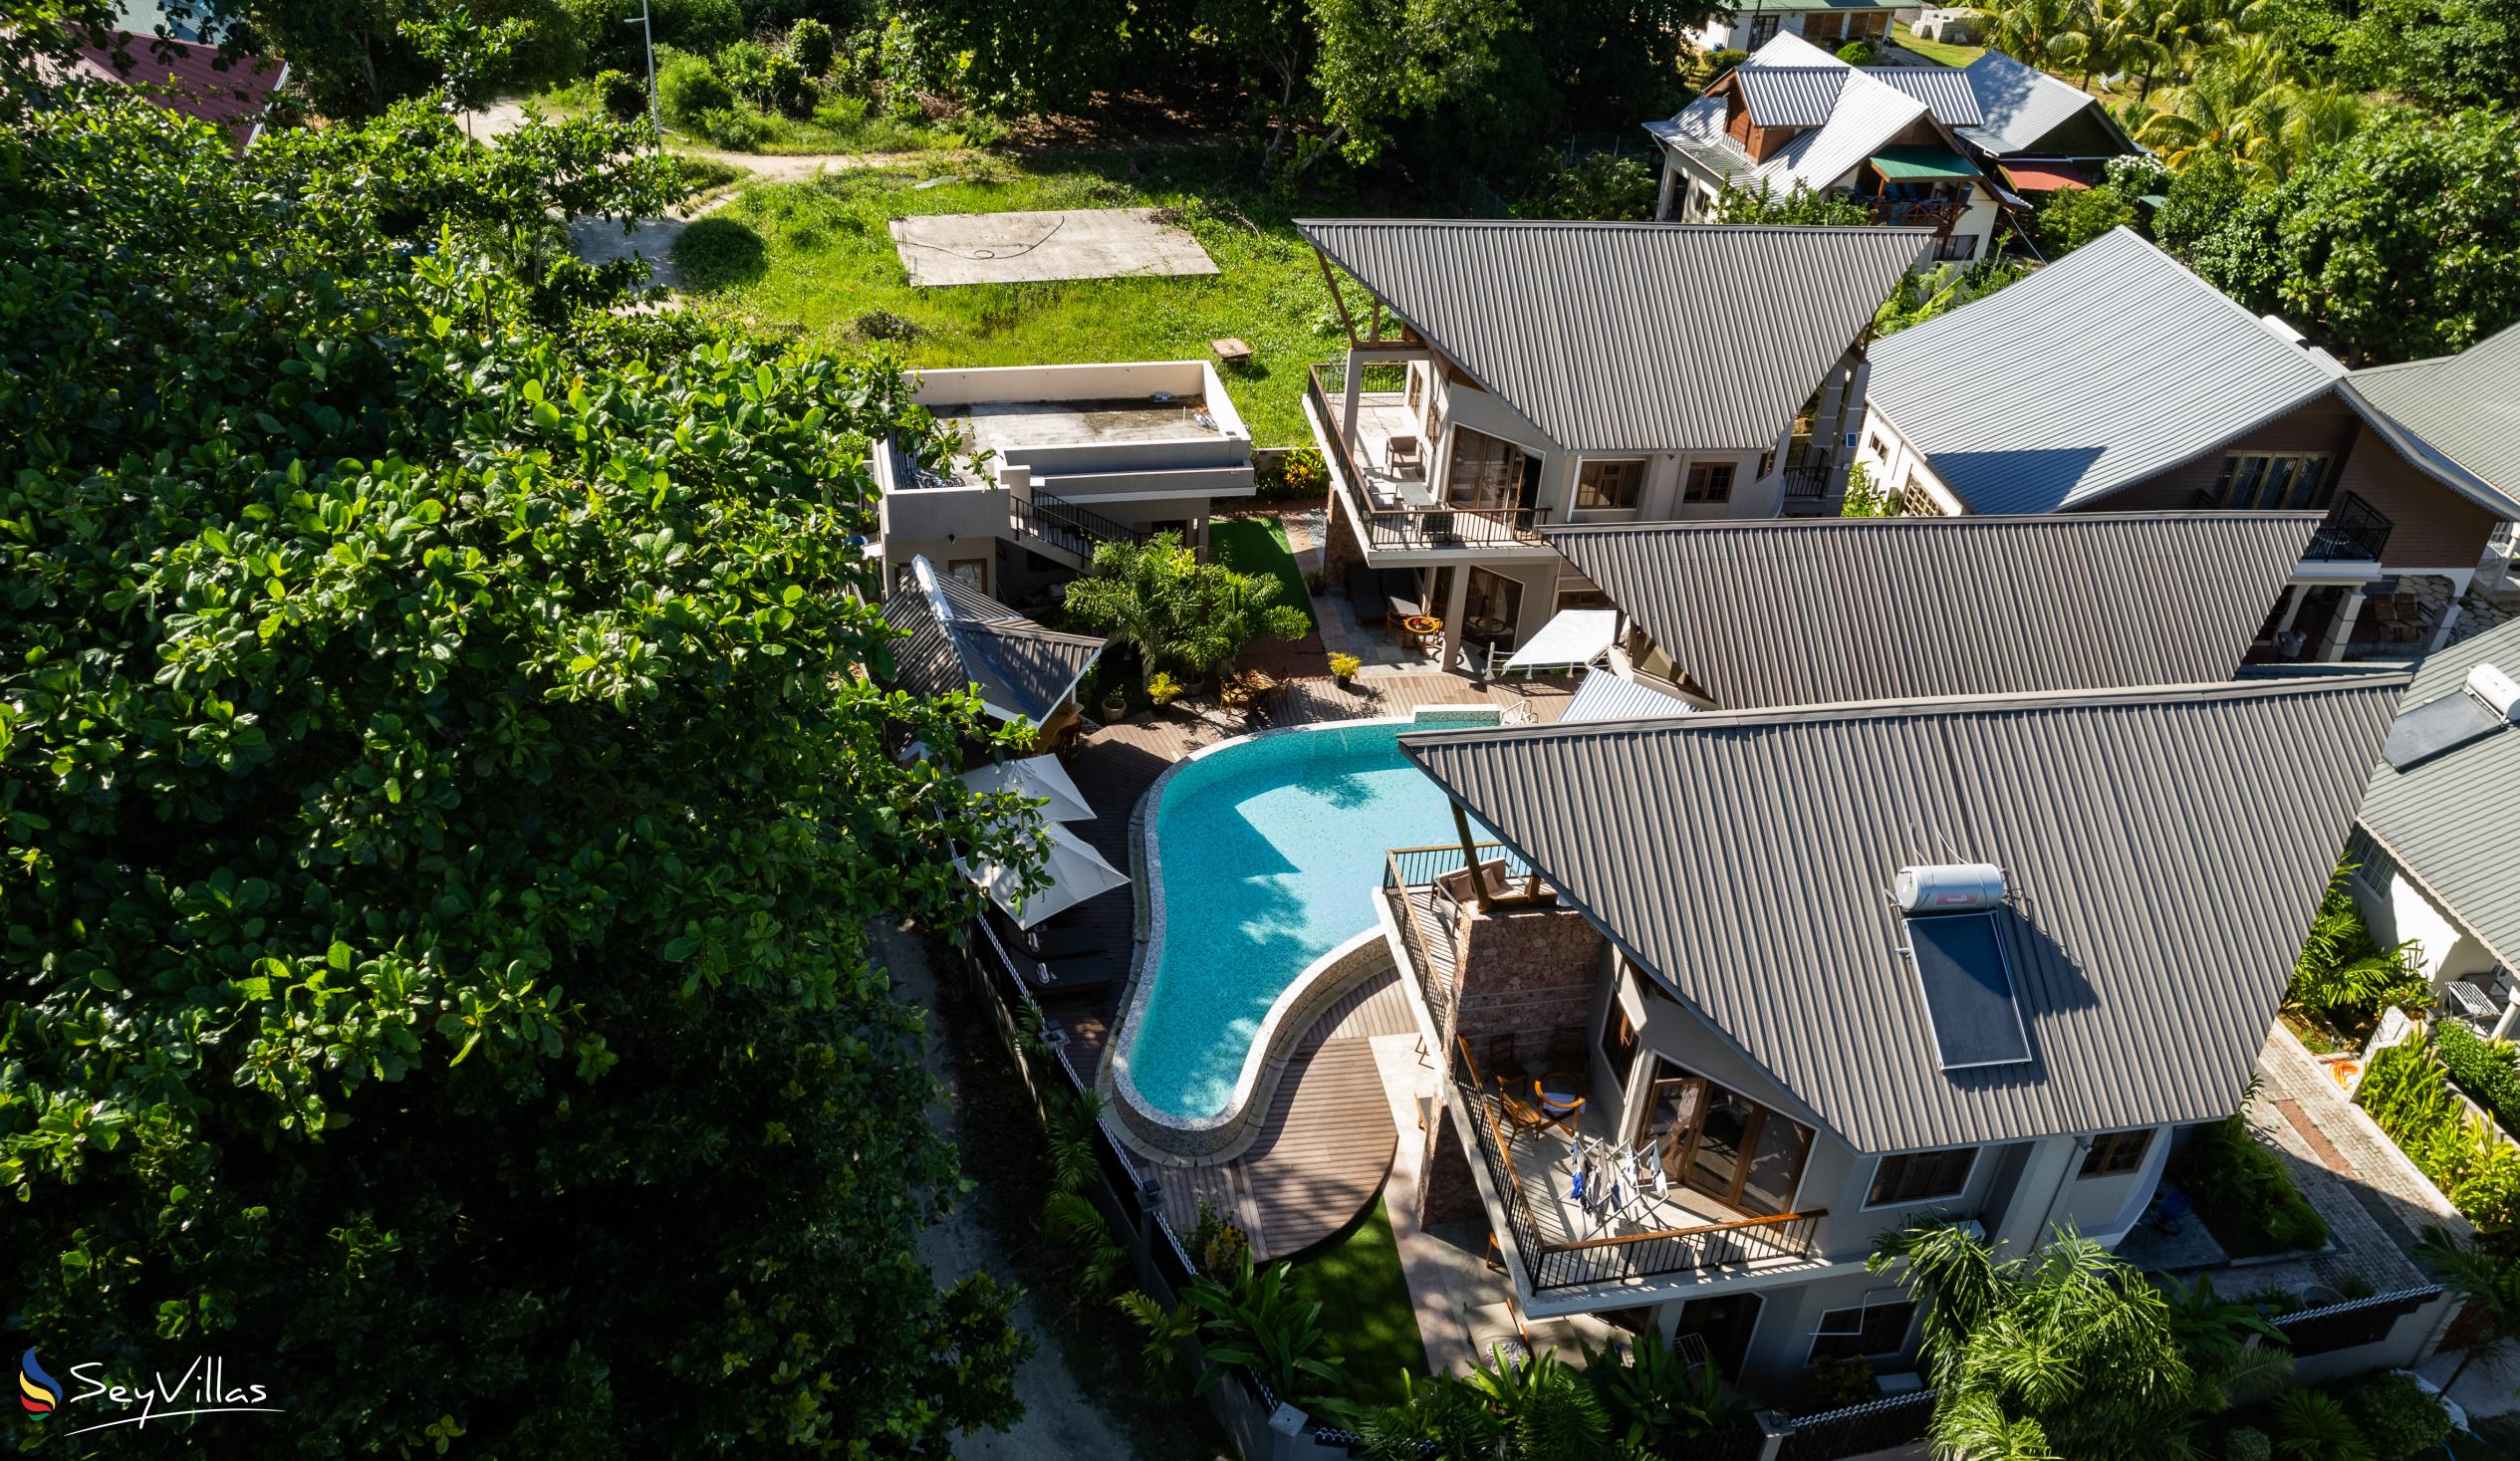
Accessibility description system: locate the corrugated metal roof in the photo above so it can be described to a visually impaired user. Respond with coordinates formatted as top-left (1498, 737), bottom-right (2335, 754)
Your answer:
top-left (1562, 666), bottom-right (1699, 722)
top-left (1298, 221), bottom-right (1929, 452)
top-left (1865, 228), bottom-right (2346, 514)
top-left (2339, 322), bottom-right (2520, 519)
top-left (1957, 51), bottom-right (2124, 156)
top-left (2355, 615), bottom-right (2520, 970)
top-left (880, 561), bottom-right (1106, 727)
top-left (1399, 674), bottom-right (2409, 1151)
top-left (1764, 69), bottom-right (1931, 192)
top-left (1862, 67), bottom-right (1985, 126)
top-left (1736, 67), bottom-right (1852, 127)
top-left (1545, 512), bottom-right (2323, 708)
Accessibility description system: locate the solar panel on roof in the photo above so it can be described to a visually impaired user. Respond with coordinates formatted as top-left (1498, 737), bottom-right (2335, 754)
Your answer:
top-left (1904, 911), bottom-right (2032, 1071)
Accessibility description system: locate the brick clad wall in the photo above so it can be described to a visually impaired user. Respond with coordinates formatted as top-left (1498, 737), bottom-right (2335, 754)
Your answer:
top-left (1420, 1108), bottom-right (1488, 1229)
top-left (1322, 485), bottom-right (1368, 590)
top-left (1451, 902), bottom-right (1607, 1070)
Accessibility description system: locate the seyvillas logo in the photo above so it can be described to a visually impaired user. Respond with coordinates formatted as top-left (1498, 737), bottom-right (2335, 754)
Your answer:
top-left (18, 1350), bottom-right (60, 1415)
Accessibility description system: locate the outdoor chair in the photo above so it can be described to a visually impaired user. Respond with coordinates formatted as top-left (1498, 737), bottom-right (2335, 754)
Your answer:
top-left (1533, 1082), bottom-right (1584, 1135)
top-left (1385, 434), bottom-right (1423, 477)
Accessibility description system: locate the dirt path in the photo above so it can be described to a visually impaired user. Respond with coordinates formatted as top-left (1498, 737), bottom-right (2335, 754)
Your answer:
top-left (873, 923), bottom-right (1149, 1461)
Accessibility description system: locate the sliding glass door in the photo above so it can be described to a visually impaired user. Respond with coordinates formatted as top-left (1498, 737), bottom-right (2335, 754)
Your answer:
top-left (1638, 1058), bottom-right (1814, 1217)
top-left (1445, 425), bottom-right (1542, 514)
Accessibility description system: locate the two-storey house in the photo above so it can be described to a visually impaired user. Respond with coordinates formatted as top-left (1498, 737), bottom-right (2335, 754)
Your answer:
top-left (1857, 229), bottom-right (2520, 664)
top-left (1376, 669), bottom-right (2404, 1395)
top-left (1951, 51), bottom-right (2144, 195)
top-left (1691, 0), bottom-right (1902, 56)
top-left (1644, 35), bottom-right (2010, 264)
top-left (1300, 218), bottom-right (1929, 668)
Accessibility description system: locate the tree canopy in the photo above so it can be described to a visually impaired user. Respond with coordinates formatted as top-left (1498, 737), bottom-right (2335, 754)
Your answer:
top-left (1, 17), bottom-right (1034, 1455)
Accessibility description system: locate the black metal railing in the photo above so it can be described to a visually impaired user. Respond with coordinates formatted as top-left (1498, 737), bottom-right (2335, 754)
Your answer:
top-left (1774, 1387), bottom-right (1937, 1461)
top-left (1849, 194), bottom-right (1962, 228)
top-left (2270, 1286), bottom-right (2440, 1357)
top-left (1784, 447), bottom-right (1835, 501)
top-left (1452, 1037), bottom-right (1826, 1294)
top-left (2306, 491), bottom-right (2394, 563)
top-left (1009, 488), bottom-right (1142, 562)
top-left (1306, 364), bottom-right (1549, 551)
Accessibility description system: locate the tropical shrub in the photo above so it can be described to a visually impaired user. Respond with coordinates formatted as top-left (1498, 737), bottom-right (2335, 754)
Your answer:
top-left (1185, 1257), bottom-right (1356, 1418)
top-left (1192, 1197), bottom-right (1253, 1277)
top-left (2168, 1112), bottom-right (2330, 1256)
top-left (788, 17), bottom-right (838, 76)
top-left (1715, 178), bottom-right (1878, 224)
top-left (1836, 39), bottom-right (1876, 63)
top-left (658, 50), bottom-right (734, 122)
top-left (1064, 533), bottom-right (1310, 686)
top-left (1707, 47), bottom-right (1749, 74)
top-left (2286, 866), bottom-right (2426, 1030)
top-left (2358, 1041), bottom-right (2520, 1230)
top-left (1515, 153), bottom-right (1657, 220)
top-left (2228, 1426), bottom-right (2274, 1461)
top-left (694, 103), bottom-right (778, 148)
top-left (1583, 1328), bottom-right (1751, 1450)
top-left (2273, 1388), bottom-right (2373, 1461)
top-left (2416, 1227), bottom-right (2520, 1389)
top-left (1842, 461), bottom-right (1895, 518)
top-left (1873, 255), bottom-right (2036, 337)
top-left (595, 66), bottom-right (649, 122)
top-left (2434, 1020), bottom-right (2520, 1133)
top-left (2344, 1372), bottom-right (2452, 1460)
top-left (2038, 183), bottom-right (2138, 254)
top-left (1329, 652), bottom-right (1365, 679)
top-left (1115, 1290), bottom-right (1203, 1389)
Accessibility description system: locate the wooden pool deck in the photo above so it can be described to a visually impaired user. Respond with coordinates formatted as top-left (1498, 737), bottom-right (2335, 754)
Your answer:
top-left (1042, 669), bottom-right (1576, 1260)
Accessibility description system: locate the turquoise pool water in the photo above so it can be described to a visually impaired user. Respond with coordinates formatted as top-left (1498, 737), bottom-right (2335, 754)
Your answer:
top-left (1123, 720), bottom-right (1488, 1121)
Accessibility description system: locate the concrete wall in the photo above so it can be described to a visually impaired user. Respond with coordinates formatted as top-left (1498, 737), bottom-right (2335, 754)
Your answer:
top-left (2349, 852), bottom-right (2506, 991)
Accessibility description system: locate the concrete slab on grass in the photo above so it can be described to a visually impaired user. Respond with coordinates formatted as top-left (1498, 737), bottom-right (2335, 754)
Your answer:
top-left (889, 207), bottom-right (1219, 286)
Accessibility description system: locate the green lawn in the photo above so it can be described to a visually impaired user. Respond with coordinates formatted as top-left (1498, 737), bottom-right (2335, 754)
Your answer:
top-left (672, 151), bottom-right (1344, 447)
top-left (1893, 23), bottom-right (1986, 67)
top-left (1285, 1201), bottom-right (1429, 1408)
top-left (1210, 515), bottom-right (1318, 633)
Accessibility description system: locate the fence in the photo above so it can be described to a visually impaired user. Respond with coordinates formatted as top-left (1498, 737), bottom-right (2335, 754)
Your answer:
top-left (2271, 1286), bottom-right (2442, 1358)
top-left (1772, 1387), bottom-right (1937, 1461)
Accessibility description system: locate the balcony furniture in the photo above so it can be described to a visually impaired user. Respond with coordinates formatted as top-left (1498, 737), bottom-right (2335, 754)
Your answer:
top-left (1436, 857), bottom-right (1557, 909)
top-left (1498, 1086), bottom-right (1553, 1132)
top-left (1535, 1083), bottom-right (1584, 1134)
top-left (1386, 433), bottom-right (1423, 478)
top-left (1209, 337), bottom-right (1253, 366)
top-left (1024, 924), bottom-right (1105, 962)
top-left (1402, 614), bottom-right (1444, 652)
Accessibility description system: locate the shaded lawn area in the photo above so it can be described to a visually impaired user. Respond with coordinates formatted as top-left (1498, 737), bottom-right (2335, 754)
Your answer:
top-left (1892, 23), bottom-right (1985, 67)
top-left (671, 149), bottom-right (1347, 447)
top-left (1285, 1200), bottom-right (1427, 1409)
top-left (1210, 514), bottom-right (1318, 634)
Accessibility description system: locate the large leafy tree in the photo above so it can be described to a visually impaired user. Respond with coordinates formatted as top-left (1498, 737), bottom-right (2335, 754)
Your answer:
top-left (1, 17), bottom-right (1033, 1456)
top-left (2180, 106), bottom-right (2520, 363)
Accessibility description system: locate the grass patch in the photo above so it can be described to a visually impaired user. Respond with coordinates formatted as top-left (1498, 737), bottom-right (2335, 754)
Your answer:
top-left (679, 151), bottom-right (1345, 446)
top-left (1284, 1201), bottom-right (1427, 1409)
top-left (1893, 23), bottom-right (1986, 67)
top-left (1210, 515), bottom-right (1317, 634)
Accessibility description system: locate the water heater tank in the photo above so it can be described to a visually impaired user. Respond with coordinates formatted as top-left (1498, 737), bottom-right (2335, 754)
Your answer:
top-left (1894, 862), bottom-right (2007, 914)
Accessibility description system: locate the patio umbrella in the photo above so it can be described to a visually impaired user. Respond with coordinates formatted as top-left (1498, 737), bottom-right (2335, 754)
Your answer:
top-left (960, 822), bottom-right (1130, 929)
top-left (958, 755), bottom-right (1095, 823)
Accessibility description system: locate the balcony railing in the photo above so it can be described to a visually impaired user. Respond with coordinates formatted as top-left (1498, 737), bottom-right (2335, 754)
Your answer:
top-left (1010, 489), bottom-right (1142, 562)
top-left (1383, 842), bottom-right (1540, 1045)
top-left (1306, 364), bottom-right (1549, 552)
top-left (1452, 1036), bottom-right (1826, 1294)
top-left (2306, 491), bottom-right (2393, 563)
top-left (1848, 194), bottom-right (1962, 229)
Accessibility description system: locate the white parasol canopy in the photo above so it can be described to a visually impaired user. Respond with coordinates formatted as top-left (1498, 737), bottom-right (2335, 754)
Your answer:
top-left (961, 822), bottom-right (1130, 929)
top-left (1502, 609), bottom-right (1619, 671)
top-left (959, 755), bottom-right (1095, 823)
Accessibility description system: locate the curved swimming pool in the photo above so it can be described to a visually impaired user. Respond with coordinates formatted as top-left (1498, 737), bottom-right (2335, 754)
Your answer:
top-left (1117, 717), bottom-right (1492, 1124)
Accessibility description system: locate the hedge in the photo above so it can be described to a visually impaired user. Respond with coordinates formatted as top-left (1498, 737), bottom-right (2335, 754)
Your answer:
top-left (2357, 1038), bottom-right (2520, 1231)
top-left (2435, 1020), bottom-right (2520, 1133)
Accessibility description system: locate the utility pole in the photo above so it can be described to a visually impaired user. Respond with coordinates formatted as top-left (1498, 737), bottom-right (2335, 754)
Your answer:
top-left (629, 0), bottom-right (658, 139)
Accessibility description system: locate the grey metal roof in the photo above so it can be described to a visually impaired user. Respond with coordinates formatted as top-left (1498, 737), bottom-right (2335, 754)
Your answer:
top-left (1957, 51), bottom-right (2128, 156)
top-left (881, 561), bottom-right (1106, 727)
top-left (2339, 322), bottom-right (2520, 520)
top-left (1562, 666), bottom-right (1699, 722)
top-left (1862, 67), bottom-right (1985, 126)
top-left (1545, 512), bottom-right (2323, 708)
top-left (1865, 228), bottom-right (2347, 514)
top-left (1736, 67), bottom-right (1851, 126)
top-left (1399, 674), bottom-right (2409, 1151)
top-left (1297, 220), bottom-right (1930, 452)
top-left (2355, 615), bottom-right (2520, 970)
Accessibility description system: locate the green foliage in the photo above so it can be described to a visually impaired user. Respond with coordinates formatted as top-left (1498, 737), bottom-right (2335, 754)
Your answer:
top-left (2344, 1372), bottom-right (2452, 1460)
top-left (651, 0), bottom-right (745, 53)
top-left (2230, 1427), bottom-right (2275, 1461)
top-left (2274, 1389), bottom-right (2375, 1461)
top-left (1185, 1256), bottom-right (1357, 1419)
top-left (1810, 1352), bottom-right (1882, 1408)
top-left (1873, 255), bottom-right (2035, 338)
top-left (1842, 462), bottom-right (1895, 518)
top-left (1115, 1289), bottom-right (1203, 1390)
top-left (673, 215), bottom-right (773, 289)
top-left (2358, 1041), bottom-right (2520, 1231)
top-left (1835, 39), bottom-right (1876, 62)
top-left (2168, 1112), bottom-right (2330, 1257)
top-left (2038, 186), bottom-right (2138, 254)
top-left (2416, 1226), bottom-right (2520, 1389)
top-left (2286, 866), bottom-right (2427, 1027)
top-left (2182, 108), bottom-right (2520, 364)
top-left (1714, 178), bottom-right (1878, 225)
top-left (1515, 153), bottom-right (1657, 220)
top-left (2157, 148), bottom-right (2245, 255)
top-left (2436, 1021), bottom-right (2520, 1136)
top-left (0, 58), bottom-right (1036, 1456)
top-left (1870, 1220), bottom-right (2294, 1461)
top-left (787, 16), bottom-right (838, 76)
top-left (1304, 0), bottom-right (1520, 173)
top-left (1362, 1370), bottom-right (1506, 1460)
top-left (1582, 1327), bottom-right (1749, 1450)
top-left (1462, 1346), bottom-right (1611, 1460)
top-left (594, 65), bottom-right (648, 122)
top-left (1706, 46), bottom-right (1748, 73)
top-left (1192, 1197), bottom-right (1254, 1277)
top-left (1065, 533), bottom-right (1309, 685)
top-left (659, 49), bottom-right (735, 121)
top-left (1256, 447), bottom-right (1330, 503)
top-left (400, 3), bottom-right (532, 115)
top-left (2324, 0), bottom-right (2520, 109)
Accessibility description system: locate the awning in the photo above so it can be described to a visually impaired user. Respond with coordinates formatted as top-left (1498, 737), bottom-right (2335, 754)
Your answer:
top-left (2000, 161), bottom-right (2091, 192)
top-left (1561, 667), bottom-right (1698, 724)
top-left (1870, 145), bottom-right (1979, 181)
top-left (960, 755), bottom-right (1095, 823)
top-left (1502, 609), bottom-right (1620, 671)
top-left (960, 822), bottom-right (1129, 929)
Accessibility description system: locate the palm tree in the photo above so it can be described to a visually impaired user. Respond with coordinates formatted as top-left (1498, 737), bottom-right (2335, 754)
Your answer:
top-left (2416, 1227), bottom-right (2520, 1389)
top-left (1061, 531), bottom-right (1309, 687)
top-left (1989, 0), bottom-right (2094, 69)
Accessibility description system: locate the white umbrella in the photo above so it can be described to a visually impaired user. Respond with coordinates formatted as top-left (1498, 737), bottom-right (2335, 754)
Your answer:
top-left (959, 755), bottom-right (1095, 823)
top-left (962, 822), bottom-right (1130, 929)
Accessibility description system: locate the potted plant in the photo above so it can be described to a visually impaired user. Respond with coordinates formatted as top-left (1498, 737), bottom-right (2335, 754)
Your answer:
top-left (1328, 651), bottom-right (1362, 686)
top-left (1146, 671), bottom-right (1182, 709)
top-left (1101, 689), bottom-right (1130, 722)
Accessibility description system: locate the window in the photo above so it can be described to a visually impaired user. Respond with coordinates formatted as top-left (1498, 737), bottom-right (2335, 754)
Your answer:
top-left (1809, 1299), bottom-right (1917, 1365)
top-left (1683, 462), bottom-right (1736, 505)
top-left (1866, 430), bottom-right (1893, 463)
top-left (1599, 997), bottom-right (1639, 1090)
top-left (2081, 1128), bottom-right (2153, 1177)
top-left (1745, 12), bottom-right (1780, 45)
top-left (1867, 1146), bottom-right (1976, 1207)
top-left (948, 558), bottom-right (989, 594)
top-left (2209, 452), bottom-right (2334, 511)
top-left (1556, 588), bottom-right (1615, 613)
top-left (1576, 458), bottom-right (1645, 511)
top-left (1446, 425), bottom-right (1540, 513)
top-left (1937, 234), bottom-right (1980, 263)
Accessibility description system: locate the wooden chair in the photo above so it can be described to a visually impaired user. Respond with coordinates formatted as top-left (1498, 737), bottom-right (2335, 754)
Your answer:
top-left (1386, 434), bottom-right (1423, 477)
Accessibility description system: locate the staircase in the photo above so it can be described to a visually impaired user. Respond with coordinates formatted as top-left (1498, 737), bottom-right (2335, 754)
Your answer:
top-left (1009, 490), bottom-right (1142, 569)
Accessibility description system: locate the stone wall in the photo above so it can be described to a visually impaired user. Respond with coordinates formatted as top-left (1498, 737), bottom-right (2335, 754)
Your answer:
top-left (1420, 1105), bottom-right (1491, 1231)
top-left (1451, 900), bottom-right (1606, 1071)
top-left (1321, 486), bottom-right (1367, 593)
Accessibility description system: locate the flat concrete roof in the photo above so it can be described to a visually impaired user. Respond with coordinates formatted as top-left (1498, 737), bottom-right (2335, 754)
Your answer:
top-left (931, 396), bottom-right (1224, 487)
top-left (890, 208), bottom-right (1220, 286)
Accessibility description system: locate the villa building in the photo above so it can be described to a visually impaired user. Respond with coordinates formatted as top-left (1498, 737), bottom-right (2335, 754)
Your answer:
top-left (1857, 229), bottom-right (2520, 664)
top-left (1299, 218), bottom-right (1930, 668)
top-left (879, 555), bottom-right (1107, 740)
top-left (1644, 34), bottom-right (2009, 264)
top-left (2346, 614), bottom-right (2520, 1031)
top-left (871, 361), bottom-right (1255, 607)
top-left (1377, 671), bottom-right (2408, 1394)
top-left (1949, 51), bottom-right (2144, 195)
top-left (1689, 0), bottom-right (1901, 57)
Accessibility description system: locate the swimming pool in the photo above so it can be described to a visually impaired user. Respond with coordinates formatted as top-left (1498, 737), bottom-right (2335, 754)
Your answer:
top-left (1116, 717), bottom-right (1492, 1125)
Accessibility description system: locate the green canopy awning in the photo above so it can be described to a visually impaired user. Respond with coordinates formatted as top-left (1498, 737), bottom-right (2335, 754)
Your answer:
top-left (1869, 145), bottom-right (1979, 181)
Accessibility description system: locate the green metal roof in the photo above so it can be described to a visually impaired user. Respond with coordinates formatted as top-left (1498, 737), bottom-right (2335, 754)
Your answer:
top-left (1869, 144), bottom-right (1977, 180)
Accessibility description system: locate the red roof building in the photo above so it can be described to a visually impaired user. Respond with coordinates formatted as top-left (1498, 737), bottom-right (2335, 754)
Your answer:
top-left (72, 29), bottom-right (287, 149)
